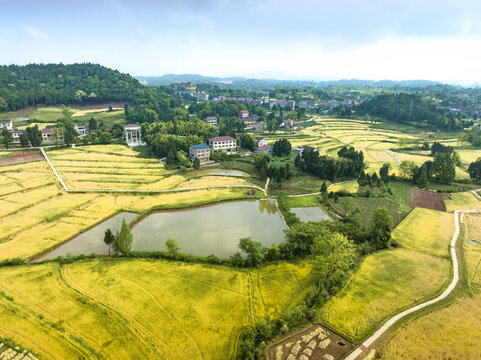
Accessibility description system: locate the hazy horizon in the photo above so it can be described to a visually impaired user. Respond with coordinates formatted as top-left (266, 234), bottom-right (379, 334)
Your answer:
top-left (2, 0), bottom-right (481, 85)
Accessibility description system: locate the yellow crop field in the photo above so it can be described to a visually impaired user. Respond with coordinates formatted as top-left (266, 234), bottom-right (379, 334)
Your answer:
top-left (318, 249), bottom-right (450, 341)
top-left (0, 263), bottom-right (158, 359)
top-left (457, 149), bottom-right (481, 164)
top-left (467, 214), bottom-right (481, 242)
top-left (329, 180), bottom-right (359, 193)
top-left (380, 223), bottom-right (481, 359)
top-left (445, 192), bottom-right (481, 212)
top-left (392, 208), bottom-right (454, 256)
top-left (0, 185), bottom-right (61, 215)
top-left (46, 258), bottom-right (311, 360)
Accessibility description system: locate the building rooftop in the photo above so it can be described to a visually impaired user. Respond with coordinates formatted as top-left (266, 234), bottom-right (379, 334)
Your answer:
top-left (258, 145), bottom-right (272, 151)
top-left (191, 143), bottom-right (210, 150)
top-left (209, 136), bottom-right (236, 142)
top-left (124, 124), bottom-right (141, 130)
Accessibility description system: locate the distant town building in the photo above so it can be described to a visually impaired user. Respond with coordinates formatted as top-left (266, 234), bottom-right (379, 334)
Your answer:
top-left (208, 136), bottom-right (237, 153)
top-left (124, 125), bottom-right (142, 146)
top-left (204, 116), bottom-right (217, 126)
top-left (299, 100), bottom-right (315, 109)
top-left (270, 100), bottom-right (295, 110)
top-left (238, 110), bottom-right (249, 118)
top-left (0, 120), bottom-right (13, 130)
top-left (195, 92), bottom-right (209, 102)
top-left (189, 144), bottom-right (211, 163)
top-left (242, 114), bottom-right (259, 127)
top-left (248, 122), bottom-right (264, 133)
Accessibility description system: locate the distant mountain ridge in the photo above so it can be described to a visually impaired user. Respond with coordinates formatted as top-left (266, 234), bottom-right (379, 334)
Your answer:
top-left (135, 74), bottom-right (441, 89)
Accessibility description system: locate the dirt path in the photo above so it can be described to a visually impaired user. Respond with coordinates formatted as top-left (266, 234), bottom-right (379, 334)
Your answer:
top-left (345, 209), bottom-right (480, 359)
top-left (384, 150), bottom-right (401, 163)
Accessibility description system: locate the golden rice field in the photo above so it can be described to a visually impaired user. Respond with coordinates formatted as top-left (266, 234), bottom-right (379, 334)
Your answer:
top-left (289, 118), bottom-right (468, 179)
top-left (392, 208), bottom-right (454, 257)
top-left (0, 259), bottom-right (312, 360)
top-left (445, 191), bottom-right (481, 212)
top-left (318, 206), bottom-right (453, 342)
top-left (46, 145), bottom-right (255, 191)
top-left (380, 214), bottom-right (481, 360)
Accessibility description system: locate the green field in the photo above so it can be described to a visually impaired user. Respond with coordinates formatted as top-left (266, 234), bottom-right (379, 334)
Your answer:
top-left (0, 259), bottom-right (312, 360)
top-left (1, 106), bottom-right (127, 130)
top-left (330, 197), bottom-right (412, 227)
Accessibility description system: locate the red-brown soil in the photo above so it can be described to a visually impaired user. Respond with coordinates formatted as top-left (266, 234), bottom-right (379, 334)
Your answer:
top-left (412, 187), bottom-right (448, 212)
top-left (0, 152), bottom-right (43, 166)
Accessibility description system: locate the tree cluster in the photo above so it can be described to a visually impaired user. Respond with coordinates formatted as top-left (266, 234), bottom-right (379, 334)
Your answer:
top-left (272, 138), bottom-right (292, 157)
top-left (295, 146), bottom-right (364, 181)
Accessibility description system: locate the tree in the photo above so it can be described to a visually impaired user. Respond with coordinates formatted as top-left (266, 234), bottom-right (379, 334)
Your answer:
top-left (98, 131), bottom-right (112, 144)
top-left (114, 219), bottom-right (133, 255)
top-left (238, 237), bottom-right (266, 267)
top-left (379, 163), bottom-right (391, 182)
top-left (88, 117), bottom-right (98, 132)
top-left (176, 150), bottom-right (190, 167)
top-left (399, 160), bottom-right (418, 180)
top-left (310, 232), bottom-right (356, 291)
top-left (103, 228), bottom-right (115, 256)
top-left (165, 238), bottom-right (180, 257)
top-left (369, 208), bottom-right (393, 250)
top-left (192, 157), bottom-right (200, 170)
top-left (272, 139), bottom-right (292, 157)
top-left (364, 113), bottom-right (371, 123)
top-left (2, 129), bottom-right (12, 149)
top-left (433, 153), bottom-right (456, 184)
top-left (166, 150), bottom-right (174, 167)
top-left (19, 132), bottom-right (29, 147)
top-left (240, 133), bottom-right (256, 152)
top-left (26, 125), bottom-right (42, 146)
top-left (468, 158), bottom-right (481, 180)
top-left (320, 181), bottom-right (328, 194)
top-left (415, 164), bottom-right (429, 188)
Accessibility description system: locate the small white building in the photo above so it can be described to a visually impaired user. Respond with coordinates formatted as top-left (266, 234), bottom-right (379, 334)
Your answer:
top-left (208, 136), bottom-right (237, 153)
top-left (0, 120), bottom-right (13, 130)
top-left (204, 116), bottom-right (217, 126)
top-left (255, 136), bottom-right (268, 148)
top-left (124, 125), bottom-right (142, 147)
top-left (74, 124), bottom-right (87, 135)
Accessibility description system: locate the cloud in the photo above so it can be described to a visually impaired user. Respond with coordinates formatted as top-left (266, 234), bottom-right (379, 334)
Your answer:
top-left (22, 25), bottom-right (51, 40)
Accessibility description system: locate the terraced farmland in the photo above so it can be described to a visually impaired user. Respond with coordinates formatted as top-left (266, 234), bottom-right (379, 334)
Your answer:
top-left (46, 145), bottom-right (256, 191)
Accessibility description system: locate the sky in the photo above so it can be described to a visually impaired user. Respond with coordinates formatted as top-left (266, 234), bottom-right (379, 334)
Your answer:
top-left (1, 0), bottom-right (481, 84)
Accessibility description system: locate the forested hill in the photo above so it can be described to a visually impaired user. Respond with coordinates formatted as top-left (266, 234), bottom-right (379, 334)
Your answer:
top-left (356, 93), bottom-right (472, 131)
top-left (0, 63), bottom-right (153, 111)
